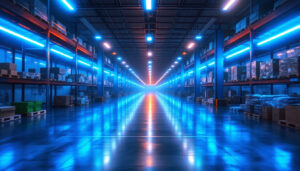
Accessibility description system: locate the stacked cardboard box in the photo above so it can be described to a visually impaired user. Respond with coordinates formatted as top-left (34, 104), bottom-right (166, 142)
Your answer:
top-left (265, 59), bottom-right (279, 79)
top-left (0, 106), bottom-right (15, 118)
top-left (259, 62), bottom-right (266, 79)
top-left (231, 66), bottom-right (246, 82)
top-left (67, 74), bottom-right (85, 83)
top-left (207, 71), bottom-right (213, 83)
top-left (34, 0), bottom-right (47, 22)
top-left (251, 61), bottom-right (261, 80)
top-left (0, 63), bottom-right (18, 77)
top-left (54, 96), bottom-right (73, 107)
top-left (77, 96), bottom-right (89, 106)
top-left (41, 67), bottom-right (66, 81)
top-left (279, 58), bottom-right (289, 78)
top-left (285, 104), bottom-right (300, 126)
top-left (51, 16), bottom-right (67, 35)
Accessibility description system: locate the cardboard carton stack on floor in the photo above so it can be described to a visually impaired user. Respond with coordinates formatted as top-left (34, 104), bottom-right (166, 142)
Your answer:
top-left (54, 96), bottom-right (73, 107)
top-left (271, 96), bottom-right (300, 122)
top-left (285, 104), bottom-right (300, 126)
top-left (0, 63), bottom-right (18, 77)
top-left (0, 106), bottom-right (15, 118)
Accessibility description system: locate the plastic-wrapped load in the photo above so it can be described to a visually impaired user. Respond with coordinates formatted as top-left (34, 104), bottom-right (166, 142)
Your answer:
top-left (251, 61), bottom-right (261, 80)
top-left (231, 66), bottom-right (246, 82)
top-left (224, 68), bottom-right (231, 82)
top-left (246, 63), bottom-right (251, 80)
top-left (265, 59), bottom-right (279, 79)
top-left (207, 71), bottom-right (213, 83)
top-left (260, 62), bottom-right (266, 79)
top-left (286, 56), bottom-right (300, 77)
top-left (279, 59), bottom-right (289, 78)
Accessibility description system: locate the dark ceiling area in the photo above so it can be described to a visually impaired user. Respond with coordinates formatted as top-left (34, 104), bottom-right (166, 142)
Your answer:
top-left (57, 0), bottom-right (249, 83)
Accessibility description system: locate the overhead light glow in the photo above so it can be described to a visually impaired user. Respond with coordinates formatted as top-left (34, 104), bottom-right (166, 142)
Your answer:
top-left (225, 47), bottom-right (250, 59)
top-left (103, 42), bottom-right (111, 49)
top-left (0, 26), bottom-right (45, 47)
top-left (148, 61), bottom-right (152, 64)
top-left (145, 0), bottom-right (153, 11)
top-left (146, 35), bottom-right (153, 43)
top-left (257, 25), bottom-right (300, 46)
top-left (95, 35), bottom-right (102, 40)
top-left (61, 0), bottom-right (75, 11)
top-left (122, 61), bottom-right (126, 65)
top-left (117, 57), bottom-right (122, 61)
top-left (187, 42), bottom-right (195, 49)
top-left (174, 61), bottom-right (178, 64)
top-left (177, 57), bottom-right (182, 61)
top-left (148, 51), bottom-right (153, 57)
top-left (195, 35), bottom-right (202, 40)
top-left (50, 48), bottom-right (73, 59)
top-left (171, 65), bottom-right (175, 68)
top-left (125, 65), bottom-right (129, 68)
top-left (222, 0), bottom-right (237, 11)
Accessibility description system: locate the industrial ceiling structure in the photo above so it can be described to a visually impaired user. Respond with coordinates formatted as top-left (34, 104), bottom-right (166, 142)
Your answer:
top-left (54, 0), bottom-right (250, 84)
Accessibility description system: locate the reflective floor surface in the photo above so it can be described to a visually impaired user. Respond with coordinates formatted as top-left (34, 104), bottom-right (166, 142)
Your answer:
top-left (1, 93), bottom-right (300, 170)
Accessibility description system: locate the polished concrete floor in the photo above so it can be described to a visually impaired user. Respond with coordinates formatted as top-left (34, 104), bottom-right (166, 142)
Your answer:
top-left (1, 93), bottom-right (300, 170)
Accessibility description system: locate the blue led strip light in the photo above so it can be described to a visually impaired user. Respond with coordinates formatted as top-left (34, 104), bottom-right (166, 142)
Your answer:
top-left (0, 26), bottom-right (45, 47)
top-left (257, 25), bottom-right (300, 46)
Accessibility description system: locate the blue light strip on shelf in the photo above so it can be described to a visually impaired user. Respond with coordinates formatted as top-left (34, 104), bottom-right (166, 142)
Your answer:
top-left (0, 26), bottom-right (45, 47)
top-left (50, 48), bottom-right (74, 59)
top-left (257, 25), bottom-right (300, 46)
top-left (225, 47), bottom-right (250, 59)
top-left (78, 60), bottom-right (91, 67)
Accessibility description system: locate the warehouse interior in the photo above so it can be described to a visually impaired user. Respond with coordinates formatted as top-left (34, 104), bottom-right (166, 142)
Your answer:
top-left (0, 0), bottom-right (300, 170)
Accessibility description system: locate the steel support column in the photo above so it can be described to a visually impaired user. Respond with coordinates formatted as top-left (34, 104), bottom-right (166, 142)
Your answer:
top-left (45, 0), bottom-right (51, 107)
top-left (194, 49), bottom-right (201, 99)
top-left (214, 28), bottom-right (224, 100)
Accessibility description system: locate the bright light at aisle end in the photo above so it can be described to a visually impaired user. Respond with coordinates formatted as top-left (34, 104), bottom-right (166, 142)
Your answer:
top-left (222, 0), bottom-right (237, 11)
top-left (61, 0), bottom-right (75, 11)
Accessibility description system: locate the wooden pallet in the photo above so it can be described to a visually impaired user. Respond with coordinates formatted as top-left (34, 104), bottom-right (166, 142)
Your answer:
top-left (21, 110), bottom-right (47, 117)
top-left (0, 115), bottom-right (22, 123)
top-left (244, 112), bottom-right (262, 119)
top-left (278, 120), bottom-right (300, 129)
top-left (0, 74), bottom-right (20, 78)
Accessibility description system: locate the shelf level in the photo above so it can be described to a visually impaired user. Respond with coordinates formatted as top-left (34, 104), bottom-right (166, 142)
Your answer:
top-left (0, 77), bottom-right (96, 87)
top-left (201, 78), bottom-right (300, 87)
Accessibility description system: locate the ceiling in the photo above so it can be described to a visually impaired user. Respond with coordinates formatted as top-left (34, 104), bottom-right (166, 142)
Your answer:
top-left (59, 0), bottom-right (249, 84)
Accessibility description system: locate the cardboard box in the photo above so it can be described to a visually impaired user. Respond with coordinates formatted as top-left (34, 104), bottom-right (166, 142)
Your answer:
top-left (285, 105), bottom-right (300, 125)
top-left (262, 106), bottom-right (272, 120)
top-left (0, 106), bottom-right (15, 118)
top-left (0, 69), bottom-right (8, 75)
top-left (265, 59), bottom-right (279, 79)
top-left (54, 96), bottom-right (73, 107)
top-left (279, 58), bottom-right (289, 78)
top-left (251, 61), bottom-right (261, 80)
top-left (0, 63), bottom-right (16, 70)
top-left (34, 0), bottom-right (48, 22)
top-left (272, 107), bottom-right (285, 122)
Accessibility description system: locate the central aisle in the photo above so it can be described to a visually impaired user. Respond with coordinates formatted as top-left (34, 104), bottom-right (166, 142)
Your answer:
top-left (110, 93), bottom-right (191, 170)
top-left (1, 93), bottom-right (300, 170)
